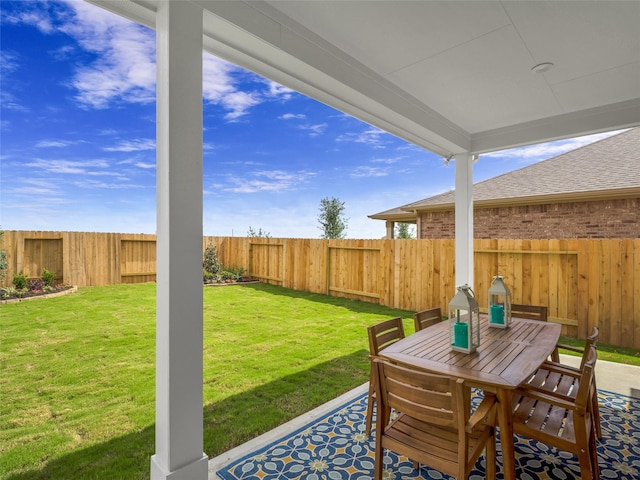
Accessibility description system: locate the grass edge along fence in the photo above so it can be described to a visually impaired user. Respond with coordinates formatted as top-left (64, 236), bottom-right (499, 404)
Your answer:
top-left (2, 231), bottom-right (639, 349)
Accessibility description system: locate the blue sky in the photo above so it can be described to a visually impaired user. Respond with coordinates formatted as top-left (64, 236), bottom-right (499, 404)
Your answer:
top-left (0, 1), bottom-right (620, 239)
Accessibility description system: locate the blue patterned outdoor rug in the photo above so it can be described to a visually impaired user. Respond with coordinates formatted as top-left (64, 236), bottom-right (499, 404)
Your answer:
top-left (216, 390), bottom-right (639, 480)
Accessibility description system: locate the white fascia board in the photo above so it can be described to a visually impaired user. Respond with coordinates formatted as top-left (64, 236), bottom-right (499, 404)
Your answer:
top-left (86, 0), bottom-right (157, 29)
top-left (199, 1), bottom-right (470, 156)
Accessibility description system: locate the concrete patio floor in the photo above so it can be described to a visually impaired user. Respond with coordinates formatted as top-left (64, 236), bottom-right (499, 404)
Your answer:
top-left (208, 354), bottom-right (640, 479)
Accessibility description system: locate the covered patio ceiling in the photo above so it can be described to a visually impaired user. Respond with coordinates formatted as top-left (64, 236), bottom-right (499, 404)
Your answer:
top-left (93, 0), bottom-right (639, 156)
top-left (83, 2), bottom-right (639, 479)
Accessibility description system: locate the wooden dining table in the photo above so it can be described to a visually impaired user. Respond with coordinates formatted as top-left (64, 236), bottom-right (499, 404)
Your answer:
top-left (380, 315), bottom-right (561, 480)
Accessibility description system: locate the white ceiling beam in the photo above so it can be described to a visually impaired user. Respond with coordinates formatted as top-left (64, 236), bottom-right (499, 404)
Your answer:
top-left (471, 98), bottom-right (640, 154)
top-left (197, 1), bottom-right (470, 155)
top-left (87, 0), bottom-right (156, 28)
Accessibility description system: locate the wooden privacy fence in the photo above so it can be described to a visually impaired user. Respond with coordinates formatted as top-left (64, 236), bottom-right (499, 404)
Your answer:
top-left (2, 231), bottom-right (639, 348)
top-left (2, 231), bottom-right (157, 287)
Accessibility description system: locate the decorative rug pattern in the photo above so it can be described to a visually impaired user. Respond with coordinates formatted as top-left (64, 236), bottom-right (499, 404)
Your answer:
top-left (216, 390), bottom-right (640, 480)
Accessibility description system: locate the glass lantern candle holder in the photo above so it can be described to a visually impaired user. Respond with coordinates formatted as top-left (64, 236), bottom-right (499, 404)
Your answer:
top-left (488, 275), bottom-right (511, 329)
top-left (448, 284), bottom-right (480, 353)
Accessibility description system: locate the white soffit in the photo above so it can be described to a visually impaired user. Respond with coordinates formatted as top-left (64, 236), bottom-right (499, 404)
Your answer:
top-left (87, 0), bottom-right (640, 156)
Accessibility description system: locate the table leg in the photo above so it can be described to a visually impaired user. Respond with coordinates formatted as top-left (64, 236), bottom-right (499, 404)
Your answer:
top-left (497, 388), bottom-right (516, 480)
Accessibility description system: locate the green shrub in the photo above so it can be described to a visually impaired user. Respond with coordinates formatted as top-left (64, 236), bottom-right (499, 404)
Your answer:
top-left (218, 265), bottom-right (246, 282)
top-left (1, 287), bottom-right (15, 299)
top-left (42, 268), bottom-right (56, 287)
top-left (227, 265), bottom-right (245, 278)
top-left (203, 269), bottom-right (214, 283)
top-left (13, 271), bottom-right (28, 290)
top-left (220, 271), bottom-right (236, 281)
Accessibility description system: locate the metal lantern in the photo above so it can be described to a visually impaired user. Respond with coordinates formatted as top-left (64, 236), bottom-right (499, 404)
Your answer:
top-left (488, 275), bottom-right (511, 329)
top-left (448, 284), bottom-right (481, 353)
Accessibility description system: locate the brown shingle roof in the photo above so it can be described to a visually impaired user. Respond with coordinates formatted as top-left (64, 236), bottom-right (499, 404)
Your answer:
top-left (372, 128), bottom-right (640, 218)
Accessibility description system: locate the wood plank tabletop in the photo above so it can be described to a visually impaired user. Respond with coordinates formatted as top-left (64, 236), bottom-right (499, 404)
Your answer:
top-left (380, 315), bottom-right (562, 390)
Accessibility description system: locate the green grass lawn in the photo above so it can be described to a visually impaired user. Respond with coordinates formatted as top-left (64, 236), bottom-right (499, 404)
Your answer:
top-left (1, 283), bottom-right (414, 479)
top-left (2, 283), bottom-right (638, 479)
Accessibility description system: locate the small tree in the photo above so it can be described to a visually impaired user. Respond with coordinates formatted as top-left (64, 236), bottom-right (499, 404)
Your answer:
top-left (395, 223), bottom-right (415, 239)
top-left (203, 244), bottom-right (222, 276)
top-left (318, 197), bottom-right (349, 239)
top-left (247, 227), bottom-right (271, 238)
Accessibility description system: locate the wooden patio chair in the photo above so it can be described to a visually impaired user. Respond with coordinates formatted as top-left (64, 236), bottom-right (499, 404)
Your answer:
top-left (372, 356), bottom-right (497, 480)
top-left (365, 317), bottom-right (405, 435)
top-left (511, 303), bottom-right (549, 321)
top-left (413, 307), bottom-right (443, 332)
top-left (511, 304), bottom-right (560, 361)
top-left (512, 345), bottom-right (600, 480)
top-left (519, 326), bottom-right (602, 439)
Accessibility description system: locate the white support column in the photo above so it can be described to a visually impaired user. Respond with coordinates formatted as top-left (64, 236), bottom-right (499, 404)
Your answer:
top-left (151, 2), bottom-right (208, 479)
top-left (454, 152), bottom-right (474, 289)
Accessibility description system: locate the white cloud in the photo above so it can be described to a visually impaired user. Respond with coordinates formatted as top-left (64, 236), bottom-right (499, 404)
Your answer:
top-left (98, 128), bottom-right (119, 136)
top-left (349, 166), bottom-right (390, 178)
top-left (2, 8), bottom-right (55, 33)
top-left (280, 113), bottom-right (306, 120)
top-left (57, 1), bottom-right (156, 109)
top-left (222, 170), bottom-right (316, 193)
top-left (86, 171), bottom-right (128, 178)
top-left (336, 128), bottom-right (389, 148)
top-left (371, 156), bottom-right (402, 164)
top-left (36, 139), bottom-right (80, 148)
top-left (6, 2), bottom-right (294, 118)
top-left (8, 179), bottom-right (61, 196)
top-left (103, 139), bottom-right (156, 152)
top-left (0, 50), bottom-right (19, 73)
top-left (202, 55), bottom-right (236, 102)
top-left (264, 80), bottom-right (294, 99)
top-left (483, 131), bottom-right (626, 161)
top-left (50, 44), bottom-right (76, 61)
top-left (17, 186), bottom-right (59, 195)
top-left (135, 162), bottom-right (155, 169)
top-left (0, 50), bottom-right (27, 112)
top-left (72, 178), bottom-right (142, 189)
top-left (299, 123), bottom-right (327, 137)
top-left (221, 91), bottom-right (262, 121)
top-left (202, 55), bottom-right (276, 120)
top-left (25, 159), bottom-right (109, 175)
top-left (0, 90), bottom-right (28, 112)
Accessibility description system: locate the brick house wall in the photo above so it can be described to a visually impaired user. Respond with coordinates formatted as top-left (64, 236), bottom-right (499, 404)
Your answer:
top-left (418, 198), bottom-right (640, 239)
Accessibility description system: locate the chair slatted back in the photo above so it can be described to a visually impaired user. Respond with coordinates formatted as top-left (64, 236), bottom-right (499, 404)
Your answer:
top-left (511, 304), bottom-right (548, 321)
top-left (575, 345), bottom-right (598, 412)
top-left (367, 317), bottom-right (405, 355)
top-left (579, 327), bottom-right (599, 370)
top-left (365, 317), bottom-right (406, 435)
top-left (374, 357), bottom-right (463, 429)
top-left (413, 307), bottom-right (443, 332)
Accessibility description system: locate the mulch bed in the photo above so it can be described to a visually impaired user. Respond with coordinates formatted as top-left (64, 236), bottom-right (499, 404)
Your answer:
top-left (1, 285), bottom-right (77, 304)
